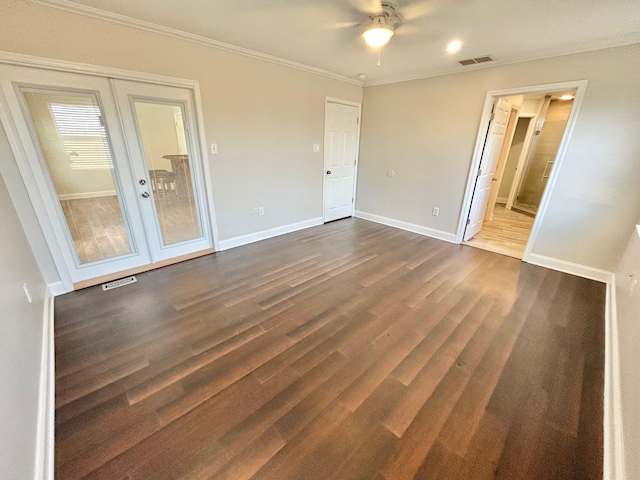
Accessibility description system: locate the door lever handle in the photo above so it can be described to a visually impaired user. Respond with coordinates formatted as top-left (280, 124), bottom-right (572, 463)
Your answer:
top-left (326, 170), bottom-right (331, 174)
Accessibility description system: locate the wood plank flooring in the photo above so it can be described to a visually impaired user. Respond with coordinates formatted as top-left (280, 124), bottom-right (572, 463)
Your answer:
top-left (60, 193), bottom-right (200, 264)
top-left (464, 204), bottom-right (535, 259)
top-left (54, 218), bottom-right (605, 480)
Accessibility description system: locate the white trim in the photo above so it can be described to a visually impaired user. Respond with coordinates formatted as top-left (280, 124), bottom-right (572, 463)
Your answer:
top-left (526, 253), bottom-right (614, 283)
top-left (34, 288), bottom-right (55, 480)
top-left (24, 0), bottom-right (362, 88)
top-left (0, 51), bottom-right (203, 89)
top-left (496, 196), bottom-right (508, 204)
top-left (323, 97), bottom-right (362, 222)
top-left (218, 217), bottom-right (323, 251)
top-left (355, 210), bottom-right (457, 243)
top-left (604, 278), bottom-right (626, 480)
top-left (46, 281), bottom-right (65, 297)
top-left (193, 83), bottom-right (221, 252)
top-left (57, 190), bottom-right (116, 201)
top-left (325, 97), bottom-right (362, 108)
top-left (455, 81), bottom-right (589, 254)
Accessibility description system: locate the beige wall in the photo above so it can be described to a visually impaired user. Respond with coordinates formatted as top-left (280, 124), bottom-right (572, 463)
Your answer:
top-left (0, 125), bottom-right (47, 479)
top-left (615, 224), bottom-right (640, 478)
top-left (0, 0), bottom-right (362, 265)
top-left (358, 43), bottom-right (640, 272)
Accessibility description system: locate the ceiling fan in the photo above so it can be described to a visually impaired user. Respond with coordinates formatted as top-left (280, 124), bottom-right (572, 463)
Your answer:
top-left (344, 0), bottom-right (432, 49)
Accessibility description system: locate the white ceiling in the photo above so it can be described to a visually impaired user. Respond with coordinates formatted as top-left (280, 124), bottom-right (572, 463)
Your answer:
top-left (39, 0), bottom-right (640, 84)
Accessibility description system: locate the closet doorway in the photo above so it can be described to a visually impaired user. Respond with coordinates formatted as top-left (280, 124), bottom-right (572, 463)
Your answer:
top-left (0, 65), bottom-right (213, 290)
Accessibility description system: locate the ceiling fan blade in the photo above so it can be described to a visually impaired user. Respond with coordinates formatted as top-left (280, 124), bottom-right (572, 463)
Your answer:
top-left (325, 21), bottom-right (364, 30)
top-left (399, 0), bottom-right (436, 21)
top-left (347, 0), bottom-right (383, 15)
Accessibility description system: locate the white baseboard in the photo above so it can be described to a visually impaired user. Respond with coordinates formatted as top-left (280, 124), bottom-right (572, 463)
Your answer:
top-left (526, 253), bottom-right (614, 283)
top-left (47, 282), bottom-right (66, 297)
top-left (34, 288), bottom-right (55, 480)
top-left (496, 197), bottom-right (508, 204)
top-left (57, 190), bottom-right (116, 201)
top-left (218, 217), bottom-right (323, 251)
top-left (354, 210), bottom-right (457, 243)
top-left (604, 279), bottom-right (626, 480)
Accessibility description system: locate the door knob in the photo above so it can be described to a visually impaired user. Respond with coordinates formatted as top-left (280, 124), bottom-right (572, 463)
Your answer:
top-left (141, 192), bottom-right (150, 198)
top-left (139, 179), bottom-right (146, 185)
top-left (326, 170), bottom-right (332, 174)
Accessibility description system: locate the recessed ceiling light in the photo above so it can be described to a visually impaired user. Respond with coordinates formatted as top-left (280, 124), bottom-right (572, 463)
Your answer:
top-left (559, 94), bottom-right (575, 101)
top-left (446, 40), bottom-right (462, 53)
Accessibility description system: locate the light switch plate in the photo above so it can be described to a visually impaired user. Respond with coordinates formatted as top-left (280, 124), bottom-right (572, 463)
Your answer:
top-left (313, 144), bottom-right (320, 153)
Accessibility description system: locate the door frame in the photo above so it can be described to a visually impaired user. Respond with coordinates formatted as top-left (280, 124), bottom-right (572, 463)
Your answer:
top-left (455, 80), bottom-right (588, 263)
top-left (322, 96), bottom-right (362, 222)
top-left (0, 50), bottom-right (220, 293)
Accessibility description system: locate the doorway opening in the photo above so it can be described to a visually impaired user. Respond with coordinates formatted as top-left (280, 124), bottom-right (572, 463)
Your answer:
top-left (459, 82), bottom-right (585, 259)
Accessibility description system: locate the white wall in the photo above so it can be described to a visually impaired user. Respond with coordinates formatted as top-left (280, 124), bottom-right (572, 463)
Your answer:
top-left (615, 223), bottom-right (640, 479)
top-left (0, 125), bottom-right (47, 480)
top-left (0, 0), bottom-right (362, 286)
top-left (358, 43), bottom-right (640, 272)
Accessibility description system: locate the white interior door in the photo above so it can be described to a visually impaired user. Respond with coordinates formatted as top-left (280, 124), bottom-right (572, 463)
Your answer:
top-left (0, 65), bottom-right (152, 285)
top-left (323, 99), bottom-right (360, 222)
top-left (463, 98), bottom-right (512, 241)
top-left (112, 80), bottom-right (211, 262)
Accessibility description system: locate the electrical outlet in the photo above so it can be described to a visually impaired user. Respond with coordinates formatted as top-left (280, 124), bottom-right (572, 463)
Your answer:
top-left (259, 206), bottom-right (265, 216)
top-left (210, 143), bottom-right (218, 155)
top-left (432, 207), bottom-right (440, 216)
top-left (23, 283), bottom-right (32, 303)
top-left (313, 144), bottom-right (320, 153)
top-left (253, 207), bottom-right (259, 216)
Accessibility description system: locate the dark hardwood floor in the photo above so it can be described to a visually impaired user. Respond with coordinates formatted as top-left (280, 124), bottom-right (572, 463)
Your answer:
top-left (54, 218), bottom-right (605, 480)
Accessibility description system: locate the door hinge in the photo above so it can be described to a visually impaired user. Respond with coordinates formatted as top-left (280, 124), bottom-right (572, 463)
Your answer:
top-left (352, 197), bottom-right (354, 203)
top-left (490, 112), bottom-right (495, 121)
top-left (467, 218), bottom-right (471, 225)
top-left (357, 117), bottom-right (360, 124)
top-left (477, 167), bottom-right (482, 177)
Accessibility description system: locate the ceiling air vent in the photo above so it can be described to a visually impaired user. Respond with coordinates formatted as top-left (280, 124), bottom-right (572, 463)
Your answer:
top-left (458, 56), bottom-right (494, 66)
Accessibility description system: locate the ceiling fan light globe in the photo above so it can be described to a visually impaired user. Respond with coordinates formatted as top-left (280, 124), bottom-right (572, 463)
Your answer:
top-left (363, 27), bottom-right (394, 48)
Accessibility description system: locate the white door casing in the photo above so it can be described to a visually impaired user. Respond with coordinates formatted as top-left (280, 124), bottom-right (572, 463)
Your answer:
top-left (0, 64), bottom-right (212, 287)
top-left (323, 99), bottom-right (361, 222)
top-left (0, 65), bottom-right (153, 284)
top-left (463, 98), bottom-right (512, 241)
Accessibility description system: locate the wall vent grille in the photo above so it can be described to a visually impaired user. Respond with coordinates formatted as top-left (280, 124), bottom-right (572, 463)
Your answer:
top-left (102, 276), bottom-right (137, 291)
top-left (458, 56), bottom-right (494, 66)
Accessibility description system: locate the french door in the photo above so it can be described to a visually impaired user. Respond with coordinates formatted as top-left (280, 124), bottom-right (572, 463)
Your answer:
top-left (0, 65), bottom-right (211, 287)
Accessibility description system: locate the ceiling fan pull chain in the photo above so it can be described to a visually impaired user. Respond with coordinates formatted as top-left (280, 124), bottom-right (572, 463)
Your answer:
top-left (377, 48), bottom-right (382, 67)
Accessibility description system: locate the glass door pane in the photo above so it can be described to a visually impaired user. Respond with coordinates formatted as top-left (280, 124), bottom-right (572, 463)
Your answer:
top-left (21, 89), bottom-right (134, 264)
top-left (132, 101), bottom-right (201, 246)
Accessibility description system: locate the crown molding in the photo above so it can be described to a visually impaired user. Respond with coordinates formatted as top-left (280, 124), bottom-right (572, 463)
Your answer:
top-left (25, 0), bottom-right (364, 87)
